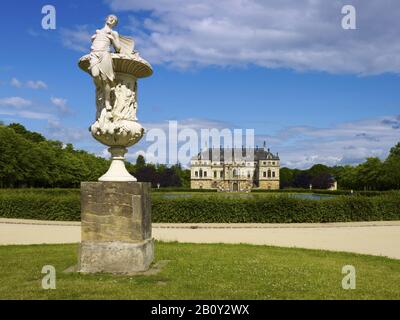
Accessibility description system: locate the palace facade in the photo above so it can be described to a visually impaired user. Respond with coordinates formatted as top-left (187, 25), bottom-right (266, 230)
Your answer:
top-left (190, 146), bottom-right (280, 192)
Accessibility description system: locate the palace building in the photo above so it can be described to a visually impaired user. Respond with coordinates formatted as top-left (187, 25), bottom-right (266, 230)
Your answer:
top-left (190, 144), bottom-right (280, 192)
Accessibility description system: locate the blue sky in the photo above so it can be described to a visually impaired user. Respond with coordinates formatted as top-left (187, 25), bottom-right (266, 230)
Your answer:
top-left (1, 0), bottom-right (400, 168)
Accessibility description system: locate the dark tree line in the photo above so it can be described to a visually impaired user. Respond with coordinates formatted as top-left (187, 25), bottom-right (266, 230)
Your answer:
top-left (132, 155), bottom-right (190, 188)
top-left (2, 122), bottom-right (398, 190)
top-left (280, 164), bottom-right (335, 189)
top-left (280, 142), bottom-right (400, 191)
top-left (0, 122), bottom-right (190, 188)
top-left (0, 123), bottom-right (112, 188)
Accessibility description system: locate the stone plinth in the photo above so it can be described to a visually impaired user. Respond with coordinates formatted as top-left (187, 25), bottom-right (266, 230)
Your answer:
top-left (78, 181), bottom-right (154, 274)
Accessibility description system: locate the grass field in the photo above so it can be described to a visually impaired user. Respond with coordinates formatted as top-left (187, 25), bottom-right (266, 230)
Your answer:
top-left (0, 242), bottom-right (399, 300)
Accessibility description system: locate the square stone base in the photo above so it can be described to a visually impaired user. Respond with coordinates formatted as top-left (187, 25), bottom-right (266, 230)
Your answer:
top-left (79, 182), bottom-right (154, 274)
top-left (78, 239), bottom-right (154, 274)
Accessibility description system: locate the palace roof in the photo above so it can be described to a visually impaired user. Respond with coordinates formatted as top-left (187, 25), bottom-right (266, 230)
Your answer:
top-left (192, 147), bottom-right (280, 162)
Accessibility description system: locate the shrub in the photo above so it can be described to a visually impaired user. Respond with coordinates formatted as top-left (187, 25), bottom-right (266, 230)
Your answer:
top-left (151, 187), bottom-right (217, 193)
top-left (0, 191), bottom-right (80, 221)
top-left (0, 188), bottom-right (80, 196)
top-left (252, 188), bottom-right (389, 197)
top-left (0, 189), bottom-right (399, 223)
top-left (151, 193), bottom-right (400, 223)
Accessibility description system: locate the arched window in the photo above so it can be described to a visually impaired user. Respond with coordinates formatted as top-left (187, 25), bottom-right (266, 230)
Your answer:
top-left (199, 169), bottom-right (203, 178)
top-left (195, 171), bottom-right (198, 177)
top-left (268, 170), bottom-right (272, 178)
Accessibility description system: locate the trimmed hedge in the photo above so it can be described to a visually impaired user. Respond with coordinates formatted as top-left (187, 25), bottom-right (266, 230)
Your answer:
top-left (152, 193), bottom-right (400, 223)
top-left (0, 188), bottom-right (80, 196)
top-left (0, 192), bottom-right (80, 221)
top-left (0, 190), bottom-right (399, 223)
top-left (252, 188), bottom-right (389, 197)
top-left (0, 187), bottom-right (385, 196)
top-left (151, 187), bottom-right (217, 193)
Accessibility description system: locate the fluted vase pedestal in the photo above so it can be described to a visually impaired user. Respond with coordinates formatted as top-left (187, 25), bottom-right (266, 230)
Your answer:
top-left (99, 147), bottom-right (136, 182)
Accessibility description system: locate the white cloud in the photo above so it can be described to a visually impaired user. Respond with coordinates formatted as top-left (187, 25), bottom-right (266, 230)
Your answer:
top-left (10, 78), bottom-right (47, 89)
top-left (123, 115), bottom-right (400, 169)
top-left (0, 97), bottom-right (55, 121)
top-left (10, 78), bottom-right (22, 88)
top-left (26, 80), bottom-right (47, 89)
top-left (0, 97), bottom-right (32, 108)
top-left (100, 148), bottom-right (110, 158)
top-left (60, 25), bottom-right (92, 52)
top-left (255, 115), bottom-right (400, 168)
top-left (46, 119), bottom-right (89, 142)
top-left (105, 0), bottom-right (400, 74)
top-left (50, 97), bottom-right (72, 114)
top-left (27, 28), bottom-right (40, 37)
top-left (0, 109), bottom-right (54, 121)
top-left (143, 117), bottom-right (234, 131)
top-left (15, 111), bottom-right (55, 120)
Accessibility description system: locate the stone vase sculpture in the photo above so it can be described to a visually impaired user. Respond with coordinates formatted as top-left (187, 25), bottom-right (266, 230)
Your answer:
top-left (78, 15), bottom-right (152, 181)
top-left (77, 15), bottom-right (154, 274)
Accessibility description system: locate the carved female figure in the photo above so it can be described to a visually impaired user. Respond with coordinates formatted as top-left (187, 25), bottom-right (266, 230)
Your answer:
top-left (89, 15), bottom-right (121, 112)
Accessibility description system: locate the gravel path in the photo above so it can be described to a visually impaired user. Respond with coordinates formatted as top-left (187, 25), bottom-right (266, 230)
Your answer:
top-left (1, 218), bottom-right (399, 259)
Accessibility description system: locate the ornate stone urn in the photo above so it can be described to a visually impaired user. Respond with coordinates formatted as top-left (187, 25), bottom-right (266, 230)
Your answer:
top-left (78, 18), bottom-right (152, 181)
top-left (77, 16), bottom-right (154, 274)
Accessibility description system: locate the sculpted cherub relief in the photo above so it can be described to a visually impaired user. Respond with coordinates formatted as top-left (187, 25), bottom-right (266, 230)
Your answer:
top-left (111, 82), bottom-right (137, 120)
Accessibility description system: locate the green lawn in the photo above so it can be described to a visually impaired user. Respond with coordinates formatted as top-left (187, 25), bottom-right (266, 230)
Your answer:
top-left (0, 242), bottom-right (399, 300)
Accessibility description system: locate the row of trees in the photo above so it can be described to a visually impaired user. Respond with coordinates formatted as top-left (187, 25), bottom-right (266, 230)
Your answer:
top-left (0, 123), bottom-right (111, 188)
top-left (280, 164), bottom-right (336, 189)
top-left (280, 142), bottom-right (400, 190)
top-left (0, 123), bottom-right (190, 188)
top-left (1, 122), bottom-right (399, 190)
top-left (134, 155), bottom-right (190, 188)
